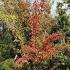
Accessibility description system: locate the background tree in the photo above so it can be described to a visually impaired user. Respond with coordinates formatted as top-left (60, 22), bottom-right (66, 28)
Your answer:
top-left (0, 0), bottom-right (30, 44)
top-left (50, 0), bottom-right (70, 43)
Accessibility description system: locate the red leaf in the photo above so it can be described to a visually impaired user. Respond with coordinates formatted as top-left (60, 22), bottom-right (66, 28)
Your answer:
top-left (42, 32), bottom-right (63, 46)
top-left (48, 47), bottom-right (57, 55)
top-left (16, 55), bottom-right (33, 65)
top-left (21, 45), bottom-right (38, 53)
top-left (32, 2), bottom-right (40, 9)
top-left (29, 13), bottom-right (41, 36)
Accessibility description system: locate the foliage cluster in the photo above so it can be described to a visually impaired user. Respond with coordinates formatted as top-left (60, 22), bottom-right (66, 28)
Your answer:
top-left (0, 0), bottom-right (70, 70)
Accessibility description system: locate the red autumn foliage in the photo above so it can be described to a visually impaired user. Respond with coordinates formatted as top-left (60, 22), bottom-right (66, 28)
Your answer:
top-left (42, 32), bottom-right (64, 47)
top-left (16, 55), bottom-right (33, 65)
top-left (48, 47), bottom-right (57, 56)
top-left (16, 0), bottom-right (63, 66)
top-left (16, 33), bottom-right (63, 65)
top-left (32, 0), bottom-right (49, 10)
top-left (21, 45), bottom-right (38, 53)
top-left (29, 13), bottom-right (41, 36)
top-left (32, 2), bottom-right (40, 10)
